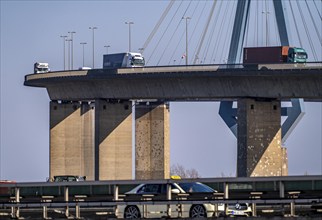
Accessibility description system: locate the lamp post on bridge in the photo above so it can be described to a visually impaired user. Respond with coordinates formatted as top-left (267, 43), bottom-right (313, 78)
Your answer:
top-left (89, 26), bottom-right (98, 68)
top-left (60, 35), bottom-right (67, 70)
top-left (65, 38), bottom-right (72, 70)
top-left (262, 10), bottom-right (270, 46)
top-left (68, 31), bottom-right (76, 70)
top-left (125, 21), bottom-right (134, 52)
top-left (182, 16), bottom-right (191, 65)
top-left (80, 42), bottom-right (87, 67)
top-left (104, 45), bottom-right (111, 54)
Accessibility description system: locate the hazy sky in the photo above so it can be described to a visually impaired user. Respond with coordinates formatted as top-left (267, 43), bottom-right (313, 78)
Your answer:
top-left (1, 0), bottom-right (321, 182)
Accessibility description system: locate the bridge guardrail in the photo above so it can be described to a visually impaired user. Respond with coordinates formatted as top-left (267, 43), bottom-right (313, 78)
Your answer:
top-left (1, 176), bottom-right (322, 218)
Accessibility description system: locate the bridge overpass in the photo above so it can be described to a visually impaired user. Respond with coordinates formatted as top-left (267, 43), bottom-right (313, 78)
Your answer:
top-left (25, 64), bottom-right (322, 101)
top-left (24, 64), bottom-right (322, 181)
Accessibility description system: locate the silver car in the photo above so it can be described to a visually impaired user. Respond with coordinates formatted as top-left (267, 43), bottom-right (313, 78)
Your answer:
top-left (117, 182), bottom-right (225, 218)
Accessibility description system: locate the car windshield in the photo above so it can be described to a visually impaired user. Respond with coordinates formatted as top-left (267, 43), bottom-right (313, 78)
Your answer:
top-left (296, 52), bottom-right (307, 58)
top-left (178, 182), bottom-right (215, 193)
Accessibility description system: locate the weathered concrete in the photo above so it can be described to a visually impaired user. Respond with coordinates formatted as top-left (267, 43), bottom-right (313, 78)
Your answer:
top-left (237, 99), bottom-right (287, 177)
top-left (95, 100), bottom-right (132, 180)
top-left (135, 102), bottom-right (170, 180)
top-left (50, 101), bottom-right (94, 180)
top-left (50, 100), bottom-right (132, 181)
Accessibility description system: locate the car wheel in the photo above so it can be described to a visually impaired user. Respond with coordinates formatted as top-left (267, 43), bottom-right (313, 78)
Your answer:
top-left (124, 205), bottom-right (141, 219)
top-left (190, 205), bottom-right (207, 218)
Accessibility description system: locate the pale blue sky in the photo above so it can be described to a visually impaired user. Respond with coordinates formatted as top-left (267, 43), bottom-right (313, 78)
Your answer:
top-left (0, 0), bottom-right (321, 181)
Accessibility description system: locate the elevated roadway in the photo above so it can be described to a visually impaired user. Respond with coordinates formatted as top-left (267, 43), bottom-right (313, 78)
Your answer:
top-left (24, 63), bottom-right (322, 102)
top-left (23, 63), bottom-right (322, 180)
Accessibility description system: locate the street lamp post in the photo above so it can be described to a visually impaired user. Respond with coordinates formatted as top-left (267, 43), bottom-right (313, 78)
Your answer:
top-left (182, 16), bottom-right (191, 65)
top-left (104, 45), bottom-right (110, 54)
top-left (262, 11), bottom-right (270, 46)
top-left (80, 42), bottom-right (87, 67)
top-left (68, 31), bottom-right (76, 70)
top-left (125, 21), bottom-right (134, 51)
top-left (60, 35), bottom-right (67, 70)
top-left (66, 39), bottom-right (72, 70)
top-left (89, 27), bottom-right (98, 68)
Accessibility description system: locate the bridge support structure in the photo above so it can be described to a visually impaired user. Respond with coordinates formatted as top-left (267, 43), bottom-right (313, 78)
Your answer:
top-left (49, 100), bottom-right (170, 181)
top-left (135, 102), bottom-right (170, 180)
top-left (50, 101), bottom-right (95, 180)
top-left (222, 0), bottom-right (299, 177)
top-left (50, 100), bottom-right (133, 181)
top-left (237, 99), bottom-right (288, 177)
top-left (94, 100), bottom-right (132, 180)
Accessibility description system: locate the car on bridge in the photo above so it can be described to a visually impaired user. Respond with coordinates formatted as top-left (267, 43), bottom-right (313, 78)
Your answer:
top-left (117, 181), bottom-right (251, 218)
top-left (49, 175), bottom-right (86, 182)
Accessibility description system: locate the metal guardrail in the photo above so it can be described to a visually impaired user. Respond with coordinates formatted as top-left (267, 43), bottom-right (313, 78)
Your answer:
top-left (1, 176), bottom-right (322, 219)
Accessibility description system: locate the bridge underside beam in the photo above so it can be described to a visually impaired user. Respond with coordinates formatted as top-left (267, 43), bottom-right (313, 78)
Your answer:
top-left (135, 102), bottom-right (170, 180)
top-left (237, 99), bottom-right (288, 177)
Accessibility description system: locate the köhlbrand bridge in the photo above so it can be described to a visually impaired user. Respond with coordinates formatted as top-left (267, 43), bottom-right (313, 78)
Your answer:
top-left (24, 0), bottom-right (322, 181)
top-left (24, 64), bottom-right (322, 180)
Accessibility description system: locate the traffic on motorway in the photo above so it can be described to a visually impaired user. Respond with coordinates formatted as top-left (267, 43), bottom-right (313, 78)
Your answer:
top-left (1, 175), bottom-right (322, 219)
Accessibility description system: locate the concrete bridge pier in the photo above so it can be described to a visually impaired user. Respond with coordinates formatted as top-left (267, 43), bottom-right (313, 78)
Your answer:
top-left (237, 98), bottom-right (288, 177)
top-left (50, 101), bottom-right (95, 180)
top-left (94, 99), bottom-right (132, 180)
top-left (50, 100), bottom-right (133, 181)
top-left (135, 102), bottom-right (170, 180)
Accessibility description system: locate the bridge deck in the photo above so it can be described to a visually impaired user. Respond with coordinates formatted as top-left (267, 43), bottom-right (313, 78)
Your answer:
top-left (24, 64), bottom-right (322, 102)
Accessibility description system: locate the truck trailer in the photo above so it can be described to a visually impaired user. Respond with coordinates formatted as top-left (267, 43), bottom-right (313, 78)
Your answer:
top-left (103, 52), bottom-right (145, 68)
top-left (243, 46), bottom-right (307, 64)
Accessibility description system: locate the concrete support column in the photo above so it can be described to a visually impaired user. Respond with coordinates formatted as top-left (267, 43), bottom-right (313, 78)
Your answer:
top-left (50, 101), bottom-right (94, 180)
top-left (237, 98), bottom-right (287, 177)
top-left (94, 100), bottom-right (132, 180)
top-left (135, 102), bottom-right (170, 180)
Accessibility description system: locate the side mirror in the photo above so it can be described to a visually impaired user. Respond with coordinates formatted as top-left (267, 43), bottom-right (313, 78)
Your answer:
top-left (171, 188), bottom-right (180, 194)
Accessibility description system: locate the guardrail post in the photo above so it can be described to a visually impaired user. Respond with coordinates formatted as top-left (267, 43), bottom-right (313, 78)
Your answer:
top-left (114, 185), bottom-right (119, 218)
top-left (43, 205), bottom-right (48, 219)
top-left (167, 183), bottom-right (171, 218)
top-left (15, 187), bottom-right (20, 218)
top-left (279, 181), bottom-right (285, 198)
top-left (64, 186), bottom-right (69, 218)
top-left (250, 192), bottom-right (262, 217)
top-left (74, 195), bottom-right (86, 219)
top-left (224, 182), bottom-right (229, 215)
top-left (288, 191), bottom-right (300, 217)
top-left (290, 199), bottom-right (295, 217)
top-left (41, 196), bottom-right (54, 219)
top-left (213, 192), bottom-right (224, 217)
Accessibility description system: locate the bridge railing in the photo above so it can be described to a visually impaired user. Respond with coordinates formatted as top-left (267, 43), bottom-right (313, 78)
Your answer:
top-left (1, 176), bottom-right (322, 218)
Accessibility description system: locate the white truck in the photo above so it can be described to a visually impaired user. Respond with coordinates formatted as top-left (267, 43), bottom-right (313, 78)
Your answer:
top-left (103, 52), bottom-right (145, 68)
top-left (34, 62), bottom-right (50, 74)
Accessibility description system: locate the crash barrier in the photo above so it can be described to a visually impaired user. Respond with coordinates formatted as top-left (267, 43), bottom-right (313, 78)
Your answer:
top-left (0, 175), bottom-right (321, 219)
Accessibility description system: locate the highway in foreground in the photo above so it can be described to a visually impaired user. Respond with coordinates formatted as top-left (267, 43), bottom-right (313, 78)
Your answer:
top-left (1, 175), bottom-right (321, 219)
